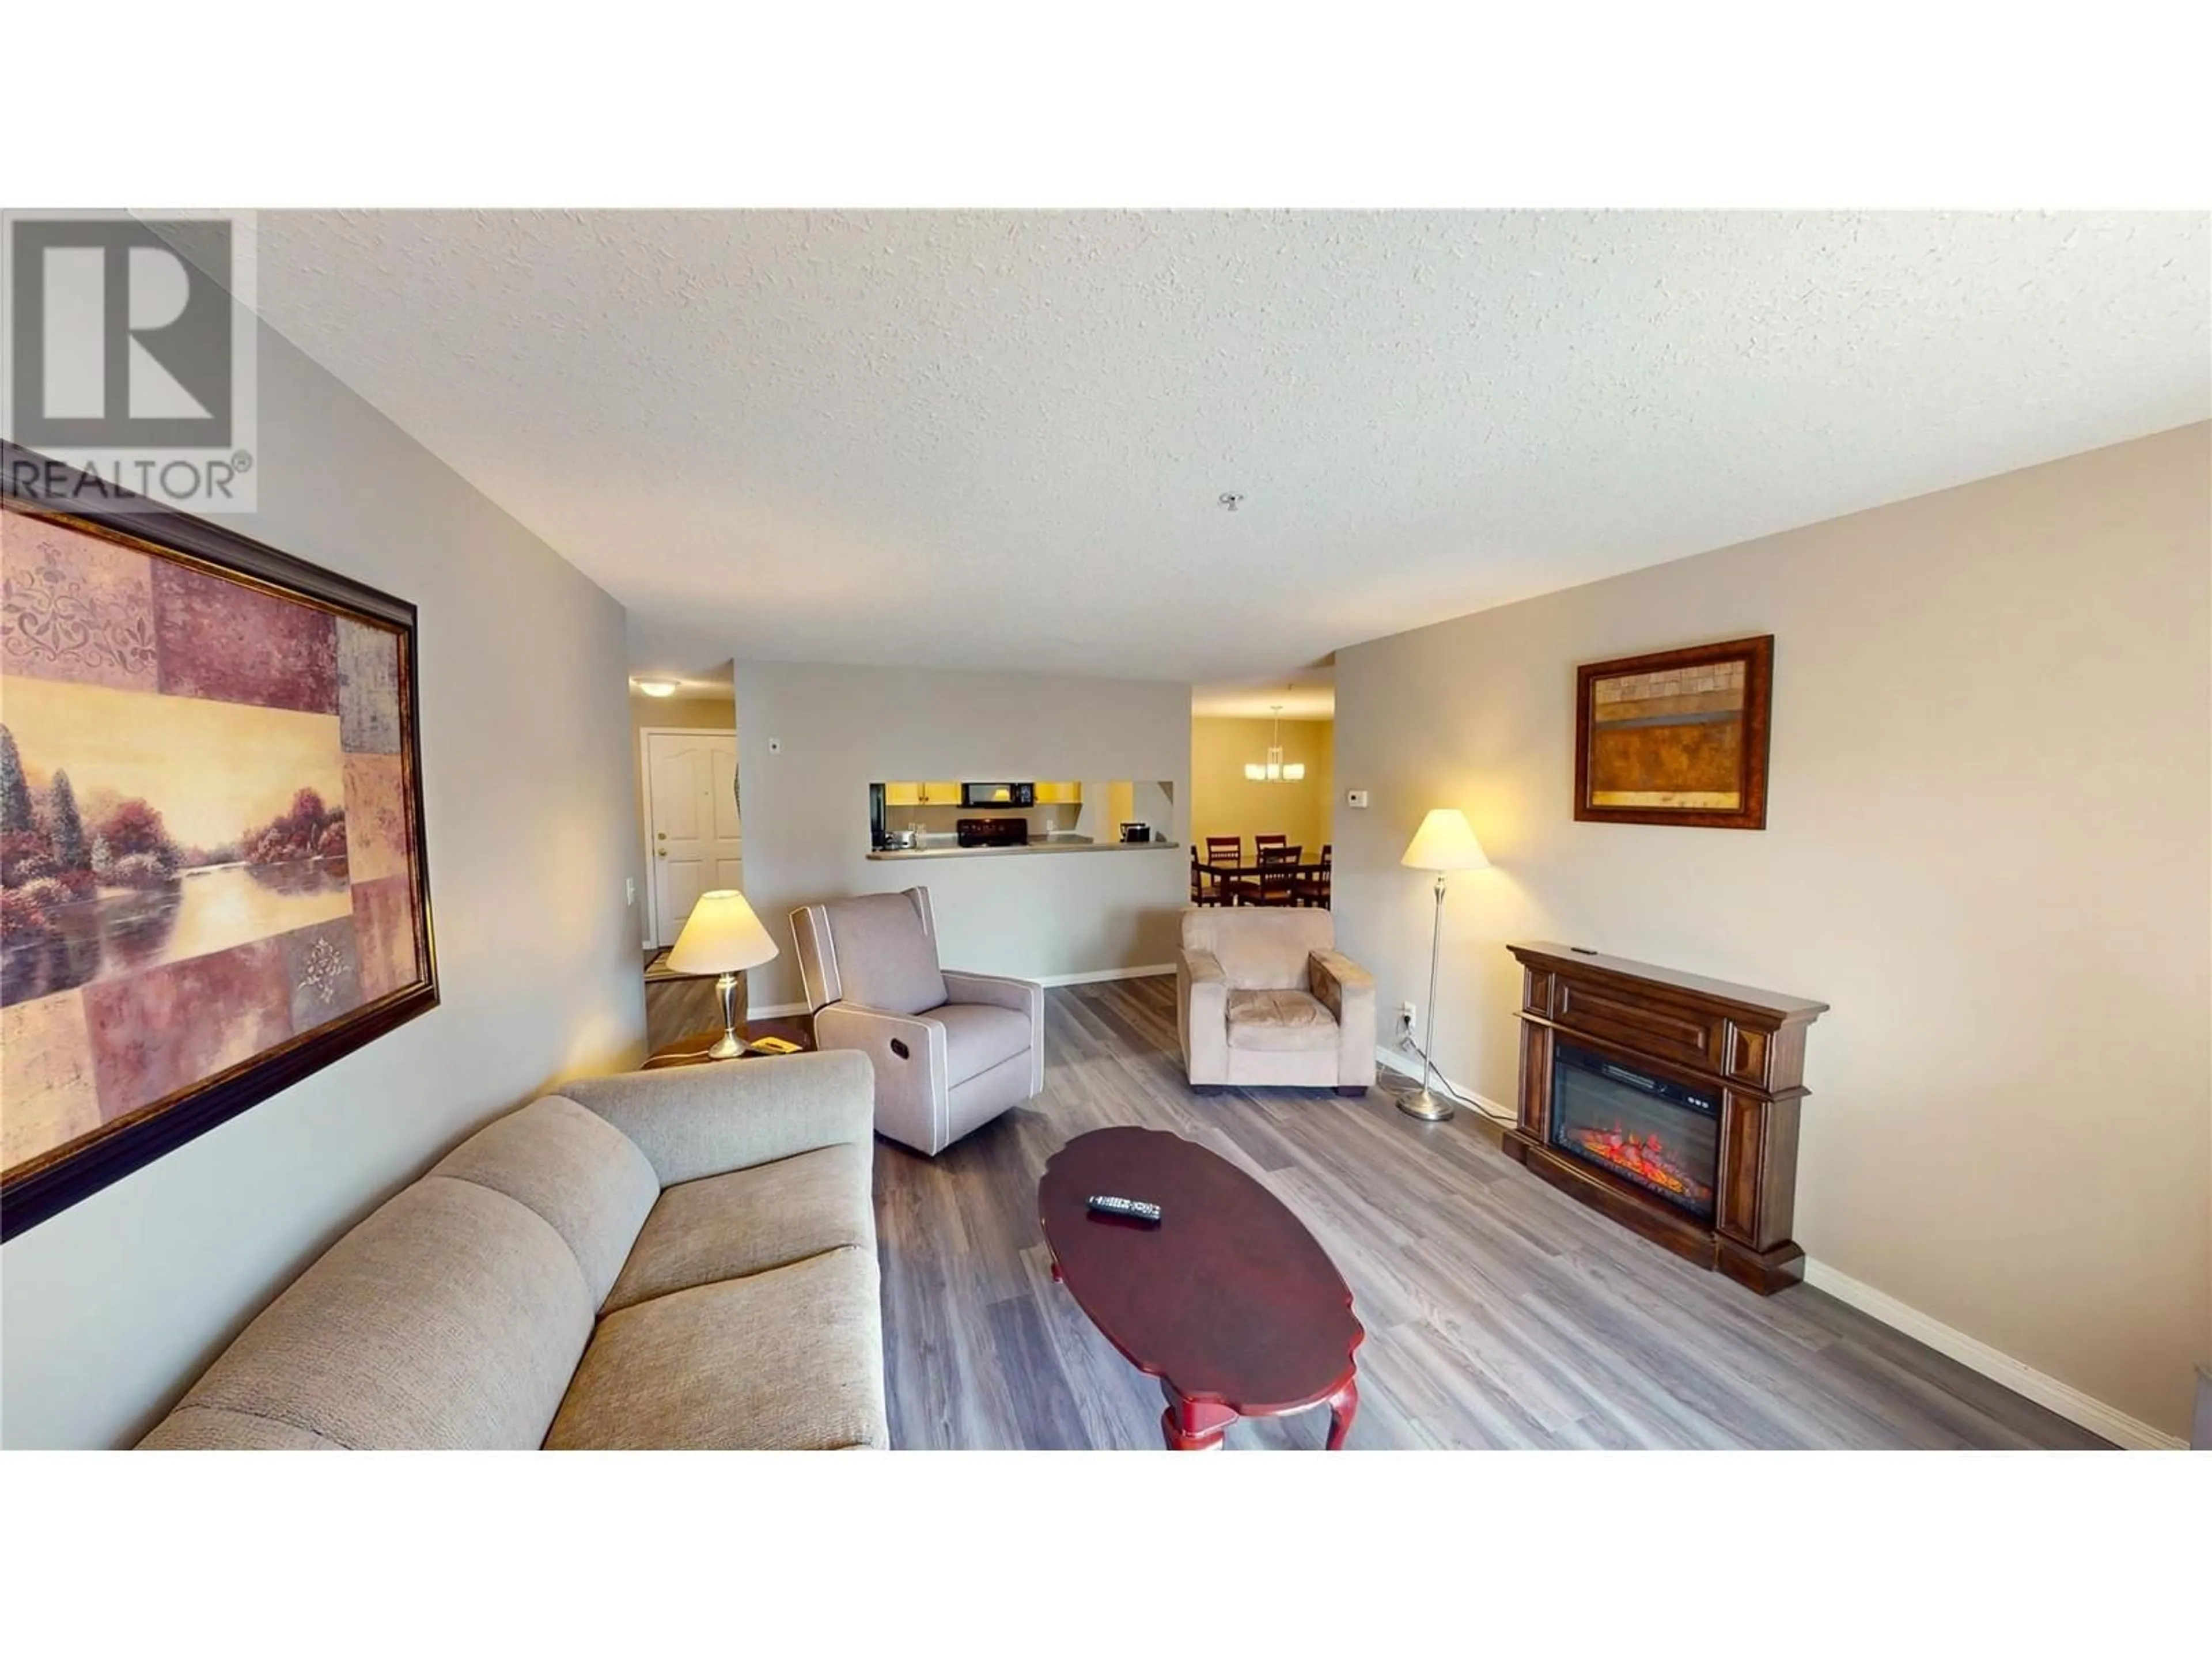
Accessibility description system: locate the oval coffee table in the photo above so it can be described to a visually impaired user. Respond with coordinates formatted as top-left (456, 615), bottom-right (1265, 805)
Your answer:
top-left (1039, 1126), bottom-right (1364, 1450)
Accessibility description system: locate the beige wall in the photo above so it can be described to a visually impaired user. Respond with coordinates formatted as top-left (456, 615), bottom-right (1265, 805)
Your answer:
top-left (0, 300), bottom-right (646, 1447)
top-left (628, 692), bottom-right (737, 948)
top-left (1190, 716), bottom-right (1335, 862)
top-left (733, 662), bottom-right (1190, 1008)
top-left (1332, 423), bottom-right (2211, 1441)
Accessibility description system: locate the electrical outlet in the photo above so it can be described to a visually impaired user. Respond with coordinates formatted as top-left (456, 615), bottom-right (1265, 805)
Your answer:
top-left (1399, 1001), bottom-right (1417, 1036)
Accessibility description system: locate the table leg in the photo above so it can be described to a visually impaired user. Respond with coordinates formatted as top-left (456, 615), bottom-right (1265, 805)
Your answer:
top-left (1161, 1385), bottom-right (1237, 1451)
top-left (1325, 1378), bottom-right (1359, 1450)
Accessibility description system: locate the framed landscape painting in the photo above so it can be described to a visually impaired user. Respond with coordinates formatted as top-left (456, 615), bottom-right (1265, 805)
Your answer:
top-left (1573, 634), bottom-right (1773, 830)
top-left (1, 443), bottom-right (436, 1237)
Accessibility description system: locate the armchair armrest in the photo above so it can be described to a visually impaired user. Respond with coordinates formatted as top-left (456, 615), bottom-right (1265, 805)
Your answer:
top-left (558, 1049), bottom-right (874, 1187)
top-left (1307, 949), bottom-right (1374, 1013)
top-left (1178, 948), bottom-right (1230, 1081)
top-left (941, 968), bottom-right (1046, 1096)
top-left (1308, 949), bottom-right (1378, 1088)
top-left (815, 1001), bottom-right (951, 1153)
top-left (941, 968), bottom-right (1043, 1026)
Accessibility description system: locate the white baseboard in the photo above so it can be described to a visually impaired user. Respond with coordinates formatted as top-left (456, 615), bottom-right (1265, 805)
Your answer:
top-left (1374, 1044), bottom-right (1517, 1120)
top-left (1799, 1260), bottom-right (2184, 1450)
top-left (1033, 964), bottom-right (1175, 988)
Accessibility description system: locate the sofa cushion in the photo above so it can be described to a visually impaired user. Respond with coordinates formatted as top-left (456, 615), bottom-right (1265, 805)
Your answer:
top-left (1225, 987), bottom-right (1342, 1053)
top-left (431, 1096), bottom-right (660, 1309)
top-left (138, 1176), bottom-right (594, 1450)
top-left (824, 891), bottom-right (947, 1016)
top-left (930, 1001), bottom-right (1032, 1084)
top-left (1181, 906), bottom-right (1335, 991)
top-left (545, 1247), bottom-right (888, 1450)
top-left (602, 1143), bottom-right (874, 1314)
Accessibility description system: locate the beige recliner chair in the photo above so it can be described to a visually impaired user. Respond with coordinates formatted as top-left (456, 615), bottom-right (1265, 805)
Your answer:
top-left (791, 888), bottom-right (1045, 1156)
top-left (1177, 907), bottom-right (1377, 1094)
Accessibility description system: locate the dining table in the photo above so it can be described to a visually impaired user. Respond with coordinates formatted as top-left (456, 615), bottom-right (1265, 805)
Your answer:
top-left (1194, 858), bottom-right (1331, 906)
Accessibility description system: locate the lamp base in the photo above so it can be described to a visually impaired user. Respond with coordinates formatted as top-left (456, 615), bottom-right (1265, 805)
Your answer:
top-left (1396, 1088), bottom-right (1456, 1123)
top-left (708, 971), bottom-right (746, 1059)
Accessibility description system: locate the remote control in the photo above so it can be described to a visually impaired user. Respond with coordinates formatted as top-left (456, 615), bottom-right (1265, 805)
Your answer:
top-left (1086, 1194), bottom-right (1163, 1224)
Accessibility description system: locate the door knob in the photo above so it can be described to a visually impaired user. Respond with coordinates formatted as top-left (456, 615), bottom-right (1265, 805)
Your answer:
top-left (657, 849), bottom-right (667, 858)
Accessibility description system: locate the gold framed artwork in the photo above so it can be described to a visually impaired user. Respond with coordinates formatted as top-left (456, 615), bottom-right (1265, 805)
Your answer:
top-left (1, 442), bottom-right (437, 1238)
top-left (1574, 635), bottom-right (1773, 830)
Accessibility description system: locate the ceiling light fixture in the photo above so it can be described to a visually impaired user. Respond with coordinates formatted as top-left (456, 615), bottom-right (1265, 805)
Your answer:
top-left (1244, 703), bottom-right (1306, 783)
top-left (635, 678), bottom-right (679, 698)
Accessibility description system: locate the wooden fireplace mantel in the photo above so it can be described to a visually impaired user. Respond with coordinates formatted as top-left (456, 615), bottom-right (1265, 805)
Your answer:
top-left (1503, 941), bottom-right (1828, 1295)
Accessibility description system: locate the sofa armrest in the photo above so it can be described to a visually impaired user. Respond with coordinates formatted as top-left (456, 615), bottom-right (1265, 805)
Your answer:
top-left (558, 1049), bottom-right (874, 1187)
top-left (1309, 949), bottom-right (1378, 1088)
top-left (1178, 948), bottom-right (1230, 1082)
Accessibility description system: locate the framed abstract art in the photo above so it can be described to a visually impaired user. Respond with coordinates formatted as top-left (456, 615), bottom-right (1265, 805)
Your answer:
top-left (1574, 634), bottom-right (1773, 830)
top-left (1, 442), bottom-right (436, 1238)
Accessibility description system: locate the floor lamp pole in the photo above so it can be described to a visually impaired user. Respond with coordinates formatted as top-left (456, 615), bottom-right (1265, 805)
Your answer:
top-left (1399, 872), bottom-right (1455, 1121)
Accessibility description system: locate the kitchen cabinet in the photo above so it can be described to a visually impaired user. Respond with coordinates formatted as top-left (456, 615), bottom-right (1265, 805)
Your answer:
top-left (1033, 781), bottom-right (1083, 804)
top-left (884, 781), bottom-right (962, 806)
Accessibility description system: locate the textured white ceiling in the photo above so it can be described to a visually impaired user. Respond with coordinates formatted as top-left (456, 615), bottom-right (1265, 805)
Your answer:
top-left (1191, 665), bottom-right (1335, 721)
top-left (253, 211), bottom-right (2209, 685)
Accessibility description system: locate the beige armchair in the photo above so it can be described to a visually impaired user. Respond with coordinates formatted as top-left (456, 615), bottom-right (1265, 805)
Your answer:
top-left (1177, 907), bottom-right (1377, 1094)
top-left (791, 888), bottom-right (1045, 1156)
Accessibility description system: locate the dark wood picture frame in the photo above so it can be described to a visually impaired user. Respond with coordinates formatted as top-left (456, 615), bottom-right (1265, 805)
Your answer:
top-left (1573, 634), bottom-right (1773, 830)
top-left (1, 442), bottom-right (438, 1239)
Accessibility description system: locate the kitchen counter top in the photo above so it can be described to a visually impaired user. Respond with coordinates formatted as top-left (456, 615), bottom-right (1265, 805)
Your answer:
top-left (866, 837), bottom-right (1180, 862)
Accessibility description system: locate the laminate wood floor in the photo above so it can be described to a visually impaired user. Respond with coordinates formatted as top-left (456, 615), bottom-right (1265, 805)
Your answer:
top-left (873, 974), bottom-right (2111, 1450)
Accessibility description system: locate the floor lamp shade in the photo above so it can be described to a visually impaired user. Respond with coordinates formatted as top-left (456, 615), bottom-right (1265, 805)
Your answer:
top-left (667, 890), bottom-right (780, 974)
top-left (1402, 808), bottom-right (1490, 872)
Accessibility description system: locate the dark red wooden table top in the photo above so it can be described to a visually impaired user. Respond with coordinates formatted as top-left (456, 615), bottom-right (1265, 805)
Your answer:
top-left (1038, 1127), bottom-right (1363, 1414)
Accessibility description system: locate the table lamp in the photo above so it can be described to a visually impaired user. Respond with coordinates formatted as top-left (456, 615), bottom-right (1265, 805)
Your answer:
top-left (666, 889), bottom-right (781, 1058)
top-left (1398, 808), bottom-right (1490, 1122)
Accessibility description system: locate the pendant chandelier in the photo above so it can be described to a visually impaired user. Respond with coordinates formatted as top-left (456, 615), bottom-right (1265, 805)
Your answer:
top-left (1245, 704), bottom-right (1306, 782)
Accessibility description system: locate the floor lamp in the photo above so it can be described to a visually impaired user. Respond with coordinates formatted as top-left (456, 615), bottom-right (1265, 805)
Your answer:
top-left (1397, 808), bottom-right (1491, 1122)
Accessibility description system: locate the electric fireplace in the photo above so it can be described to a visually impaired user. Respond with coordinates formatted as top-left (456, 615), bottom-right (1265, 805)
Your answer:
top-left (1549, 1043), bottom-right (1719, 1219)
top-left (1505, 942), bottom-right (1828, 1294)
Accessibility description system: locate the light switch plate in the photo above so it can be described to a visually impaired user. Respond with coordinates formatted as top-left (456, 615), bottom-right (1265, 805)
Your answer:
top-left (625, 878), bottom-right (636, 906)
top-left (1346, 789), bottom-right (1370, 808)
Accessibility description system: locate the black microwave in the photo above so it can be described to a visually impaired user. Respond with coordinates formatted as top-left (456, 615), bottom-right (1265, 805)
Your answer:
top-left (961, 781), bottom-right (1035, 807)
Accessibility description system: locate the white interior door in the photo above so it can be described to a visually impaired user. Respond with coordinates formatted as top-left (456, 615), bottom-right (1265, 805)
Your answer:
top-left (645, 730), bottom-right (743, 947)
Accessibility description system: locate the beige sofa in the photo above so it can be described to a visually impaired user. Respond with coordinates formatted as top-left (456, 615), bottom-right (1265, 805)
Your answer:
top-left (138, 1052), bottom-right (887, 1450)
top-left (1177, 907), bottom-right (1378, 1093)
top-left (792, 888), bottom-right (1044, 1157)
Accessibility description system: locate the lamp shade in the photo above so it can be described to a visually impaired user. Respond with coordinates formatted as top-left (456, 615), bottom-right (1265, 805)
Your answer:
top-left (666, 889), bottom-right (780, 974)
top-left (1401, 808), bottom-right (1490, 872)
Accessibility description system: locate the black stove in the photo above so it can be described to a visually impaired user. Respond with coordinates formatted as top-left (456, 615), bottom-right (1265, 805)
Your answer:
top-left (956, 816), bottom-right (1029, 848)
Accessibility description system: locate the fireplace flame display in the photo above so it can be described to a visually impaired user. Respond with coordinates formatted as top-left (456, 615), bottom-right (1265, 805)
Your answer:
top-left (1565, 1124), bottom-right (1715, 1210)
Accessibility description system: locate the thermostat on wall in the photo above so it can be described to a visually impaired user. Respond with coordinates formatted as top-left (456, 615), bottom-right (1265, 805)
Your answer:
top-left (1346, 789), bottom-right (1370, 809)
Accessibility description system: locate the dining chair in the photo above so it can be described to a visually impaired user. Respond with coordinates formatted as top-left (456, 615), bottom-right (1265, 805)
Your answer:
top-left (1253, 833), bottom-right (1288, 855)
top-left (1254, 843), bottom-right (1301, 906)
top-left (1203, 835), bottom-right (1244, 905)
top-left (1294, 843), bottom-right (1333, 909)
top-left (1190, 846), bottom-right (1220, 907)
